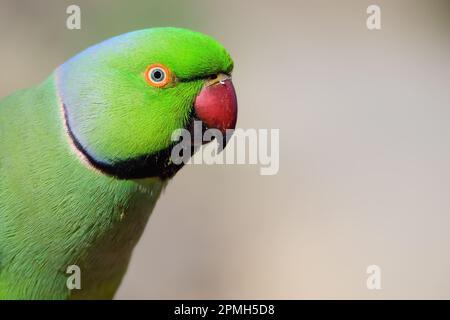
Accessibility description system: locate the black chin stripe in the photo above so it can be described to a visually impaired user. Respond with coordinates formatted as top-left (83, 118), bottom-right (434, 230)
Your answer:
top-left (62, 103), bottom-right (185, 180)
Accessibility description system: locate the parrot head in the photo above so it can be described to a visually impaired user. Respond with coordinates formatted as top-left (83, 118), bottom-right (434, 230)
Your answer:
top-left (57, 27), bottom-right (237, 180)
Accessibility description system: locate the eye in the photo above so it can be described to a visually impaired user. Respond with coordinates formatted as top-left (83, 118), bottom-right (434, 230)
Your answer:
top-left (144, 64), bottom-right (172, 88)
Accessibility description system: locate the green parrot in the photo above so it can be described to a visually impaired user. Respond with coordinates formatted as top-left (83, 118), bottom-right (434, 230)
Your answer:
top-left (0, 27), bottom-right (237, 299)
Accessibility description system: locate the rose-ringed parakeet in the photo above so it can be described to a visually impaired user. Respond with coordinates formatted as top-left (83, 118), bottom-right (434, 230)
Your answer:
top-left (0, 27), bottom-right (237, 299)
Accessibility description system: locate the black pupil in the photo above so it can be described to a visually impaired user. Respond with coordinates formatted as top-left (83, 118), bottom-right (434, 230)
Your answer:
top-left (152, 69), bottom-right (164, 81)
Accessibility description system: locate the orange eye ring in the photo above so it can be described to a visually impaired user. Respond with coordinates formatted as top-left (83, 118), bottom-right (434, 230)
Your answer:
top-left (144, 63), bottom-right (172, 88)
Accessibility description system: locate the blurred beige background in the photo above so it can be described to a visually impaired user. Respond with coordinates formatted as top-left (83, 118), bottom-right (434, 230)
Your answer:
top-left (1, 0), bottom-right (450, 299)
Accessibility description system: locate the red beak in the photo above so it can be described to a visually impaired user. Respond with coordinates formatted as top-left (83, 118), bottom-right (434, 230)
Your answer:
top-left (193, 74), bottom-right (238, 134)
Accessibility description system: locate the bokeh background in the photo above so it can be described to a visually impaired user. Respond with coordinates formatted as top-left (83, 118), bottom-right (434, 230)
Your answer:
top-left (1, 0), bottom-right (450, 299)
